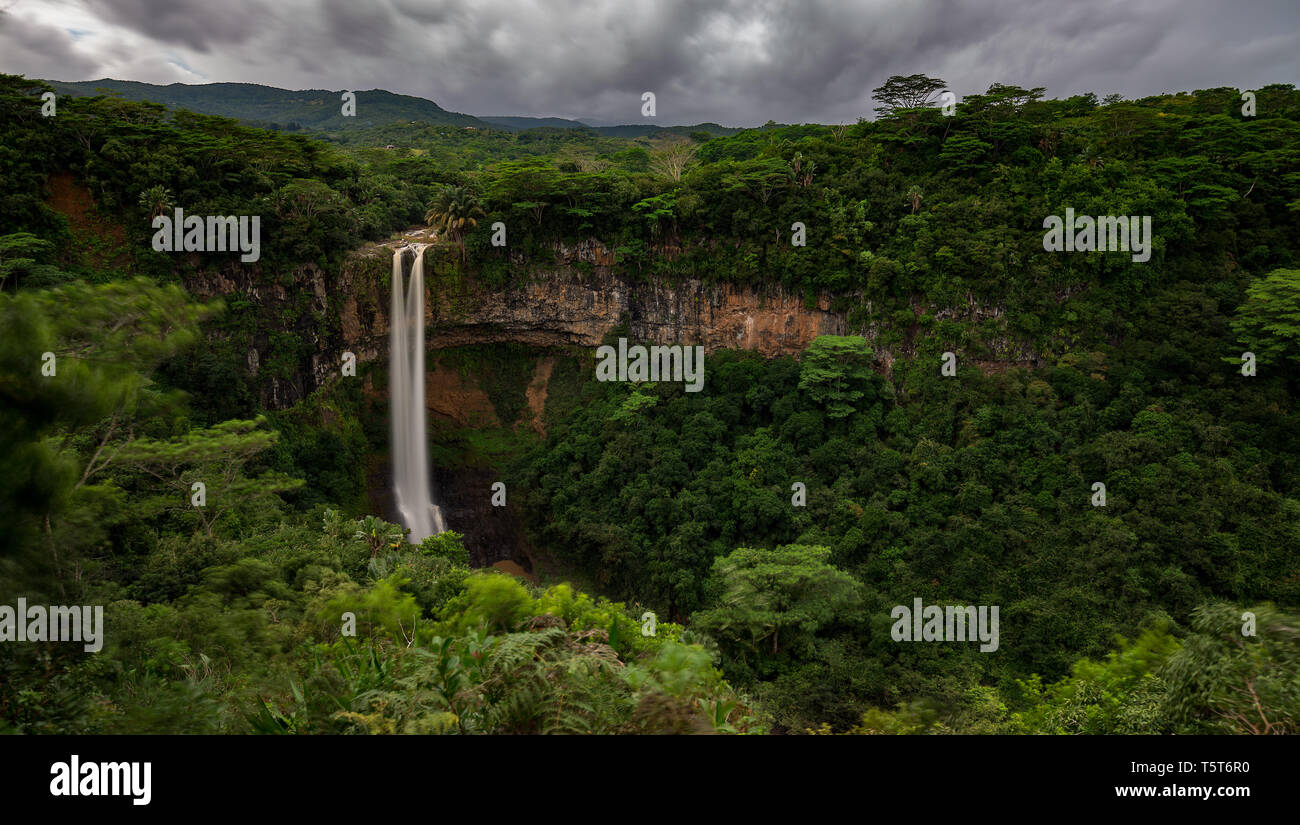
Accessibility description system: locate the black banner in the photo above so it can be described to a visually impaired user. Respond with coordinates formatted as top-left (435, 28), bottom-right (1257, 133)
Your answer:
top-left (1, 735), bottom-right (1287, 813)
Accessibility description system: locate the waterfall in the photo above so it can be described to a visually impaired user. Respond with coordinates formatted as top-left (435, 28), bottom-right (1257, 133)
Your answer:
top-left (390, 245), bottom-right (446, 543)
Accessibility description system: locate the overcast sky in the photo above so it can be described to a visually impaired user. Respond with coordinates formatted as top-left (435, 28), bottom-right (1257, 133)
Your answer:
top-left (2, 0), bottom-right (1298, 126)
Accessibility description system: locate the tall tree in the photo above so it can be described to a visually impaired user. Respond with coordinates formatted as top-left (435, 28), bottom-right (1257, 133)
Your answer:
top-left (872, 74), bottom-right (947, 117)
top-left (0, 278), bottom-right (213, 586)
top-left (798, 335), bottom-right (876, 420)
top-left (116, 416), bottom-right (304, 536)
top-left (137, 185), bottom-right (174, 221)
top-left (1228, 268), bottom-right (1300, 369)
top-left (649, 138), bottom-right (699, 182)
top-left (693, 544), bottom-right (861, 658)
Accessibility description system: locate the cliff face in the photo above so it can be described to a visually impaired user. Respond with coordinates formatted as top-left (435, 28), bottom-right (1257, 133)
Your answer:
top-left (185, 259), bottom-right (336, 409)
top-left (187, 234), bottom-right (1041, 410)
top-left (339, 239), bottom-right (847, 372)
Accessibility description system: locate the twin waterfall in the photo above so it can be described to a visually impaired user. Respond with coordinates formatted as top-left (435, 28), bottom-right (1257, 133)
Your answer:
top-left (390, 245), bottom-right (446, 543)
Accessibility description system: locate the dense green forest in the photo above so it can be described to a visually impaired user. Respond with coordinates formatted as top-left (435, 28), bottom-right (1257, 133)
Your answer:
top-left (2, 72), bottom-right (1298, 734)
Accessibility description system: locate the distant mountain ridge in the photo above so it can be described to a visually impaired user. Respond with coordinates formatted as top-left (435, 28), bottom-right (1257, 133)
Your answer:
top-left (479, 115), bottom-right (592, 130)
top-left (44, 78), bottom-right (744, 138)
top-left (45, 78), bottom-right (487, 131)
top-left (593, 121), bottom-right (740, 138)
top-left (481, 115), bottom-right (741, 138)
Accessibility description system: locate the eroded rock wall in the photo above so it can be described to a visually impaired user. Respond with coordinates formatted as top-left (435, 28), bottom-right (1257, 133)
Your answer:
top-left (187, 235), bottom-right (1038, 410)
top-left (337, 240), bottom-right (846, 370)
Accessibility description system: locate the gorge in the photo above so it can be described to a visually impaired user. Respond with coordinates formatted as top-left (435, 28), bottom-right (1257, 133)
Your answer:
top-left (179, 234), bottom-right (1041, 570)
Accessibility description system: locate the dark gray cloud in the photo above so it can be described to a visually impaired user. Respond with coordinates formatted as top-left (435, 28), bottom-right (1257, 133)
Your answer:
top-left (2, 0), bottom-right (1297, 125)
top-left (79, 0), bottom-right (271, 52)
top-left (321, 0), bottom-right (399, 58)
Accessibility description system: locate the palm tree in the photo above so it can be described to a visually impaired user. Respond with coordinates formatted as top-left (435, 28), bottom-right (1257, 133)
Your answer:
top-left (425, 185), bottom-right (485, 263)
top-left (138, 185), bottom-right (174, 220)
top-left (354, 515), bottom-right (405, 558)
top-left (786, 151), bottom-right (817, 188)
top-left (906, 184), bottom-right (924, 214)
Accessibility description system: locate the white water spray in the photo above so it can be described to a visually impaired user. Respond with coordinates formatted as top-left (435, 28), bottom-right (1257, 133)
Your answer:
top-left (390, 245), bottom-right (446, 543)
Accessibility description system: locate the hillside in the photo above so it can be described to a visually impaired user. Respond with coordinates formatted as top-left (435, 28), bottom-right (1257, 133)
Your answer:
top-left (480, 115), bottom-right (594, 130)
top-left (46, 78), bottom-right (488, 131)
top-left (43, 78), bottom-right (745, 140)
top-left (591, 121), bottom-right (742, 138)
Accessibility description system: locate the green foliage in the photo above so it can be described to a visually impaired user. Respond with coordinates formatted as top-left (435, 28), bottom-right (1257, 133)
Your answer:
top-left (115, 417), bottom-right (305, 536)
top-left (0, 232), bottom-right (58, 287)
top-left (1161, 603), bottom-right (1300, 734)
top-left (274, 573), bottom-right (757, 734)
top-left (1228, 268), bottom-right (1300, 369)
top-left (1008, 623), bottom-right (1181, 734)
top-left (694, 545), bottom-right (862, 660)
top-left (354, 515), bottom-right (405, 557)
top-left (443, 573), bottom-right (534, 633)
top-left (420, 530), bottom-right (471, 567)
top-left (0, 278), bottom-right (214, 572)
top-left (798, 335), bottom-right (876, 419)
top-left (522, 319), bottom-right (1300, 728)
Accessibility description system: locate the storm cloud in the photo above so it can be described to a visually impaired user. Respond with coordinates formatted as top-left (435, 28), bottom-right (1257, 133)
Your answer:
top-left (2, 0), bottom-right (1297, 125)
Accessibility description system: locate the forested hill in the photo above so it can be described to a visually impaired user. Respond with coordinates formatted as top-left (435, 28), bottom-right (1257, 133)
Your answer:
top-left (44, 78), bottom-right (744, 138)
top-left (46, 78), bottom-right (489, 131)
top-left (479, 115), bottom-right (595, 130)
top-left (2, 72), bottom-right (1300, 735)
top-left (478, 115), bottom-right (742, 138)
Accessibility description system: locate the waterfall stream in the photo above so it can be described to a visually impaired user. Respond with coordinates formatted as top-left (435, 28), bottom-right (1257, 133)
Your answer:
top-left (390, 245), bottom-right (446, 543)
